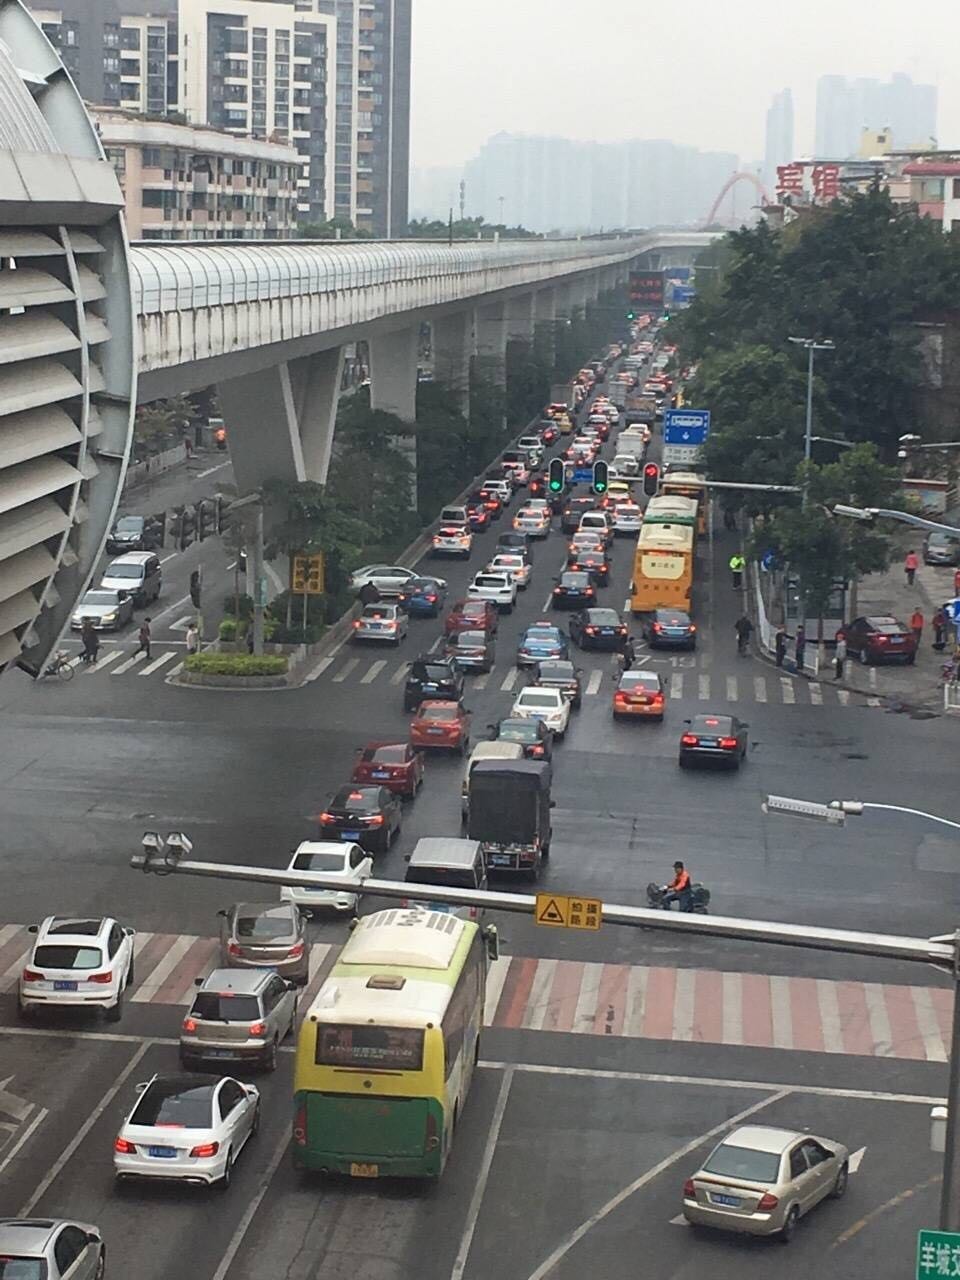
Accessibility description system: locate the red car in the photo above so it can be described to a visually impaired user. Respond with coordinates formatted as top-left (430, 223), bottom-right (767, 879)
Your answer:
top-left (409, 700), bottom-right (472, 754)
top-left (464, 501), bottom-right (491, 532)
top-left (539, 423), bottom-right (559, 445)
top-left (475, 487), bottom-right (504, 517)
top-left (351, 741), bottom-right (424, 799)
top-left (844, 615), bottom-right (918, 665)
top-left (445, 598), bottom-right (499, 636)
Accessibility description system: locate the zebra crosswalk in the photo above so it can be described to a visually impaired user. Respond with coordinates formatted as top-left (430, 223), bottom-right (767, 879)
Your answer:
top-left (49, 646), bottom-right (184, 681)
top-left (0, 920), bottom-right (948, 1062)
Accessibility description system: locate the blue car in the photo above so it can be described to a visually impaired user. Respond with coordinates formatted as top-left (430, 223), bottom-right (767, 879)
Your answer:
top-left (398, 576), bottom-right (447, 617)
top-left (516, 621), bottom-right (569, 668)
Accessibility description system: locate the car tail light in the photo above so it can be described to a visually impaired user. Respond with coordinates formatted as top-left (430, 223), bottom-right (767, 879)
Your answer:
top-left (585, 626), bottom-right (598, 635)
top-left (425, 1110), bottom-right (440, 1152)
top-left (616, 626), bottom-right (626, 635)
top-left (293, 1103), bottom-right (307, 1146)
top-left (287, 942), bottom-right (305, 959)
top-left (114, 1136), bottom-right (136, 1154)
top-left (426, 595), bottom-right (437, 603)
top-left (876, 634), bottom-right (888, 644)
top-left (652, 694), bottom-right (664, 705)
top-left (614, 693), bottom-right (628, 705)
top-left (189, 1141), bottom-right (220, 1159)
top-left (531, 745), bottom-right (545, 757)
top-left (227, 942), bottom-right (243, 957)
top-left (399, 897), bottom-right (409, 908)
top-left (319, 811), bottom-right (336, 824)
top-left (88, 971), bottom-right (113, 984)
top-left (652, 622), bottom-right (663, 632)
top-left (182, 1017), bottom-right (198, 1033)
top-left (553, 587), bottom-right (561, 594)
top-left (720, 737), bottom-right (738, 749)
top-left (352, 620), bottom-right (361, 629)
top-left (363, 814), bottom-right (385, 826)
top-left (690, 624), bottom-right (697, 633)
top-left (21, 968), bottom-right (42, 983)
top-left (757, 1192), bottom-right (779, 1212)
top-left (681, 734), bottom-right (698, 746)
top-left (249, 1021), bottom-right (267, 1037)
top-left (683, 1178), bottom-right (695, 1197)
top-left (586, 587), bottom-right (595, 595)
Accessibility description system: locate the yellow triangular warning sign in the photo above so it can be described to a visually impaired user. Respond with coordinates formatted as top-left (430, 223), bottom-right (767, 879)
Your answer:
top-left (536, 896), bottom-right (567, 926)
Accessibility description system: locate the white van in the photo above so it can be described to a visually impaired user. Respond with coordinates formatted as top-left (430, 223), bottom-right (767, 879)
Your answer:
top-left (461, 741), bottom-right (524, 819)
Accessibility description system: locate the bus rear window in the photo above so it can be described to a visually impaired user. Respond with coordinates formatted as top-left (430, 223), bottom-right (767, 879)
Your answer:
top-left (316, 1024), bottom-right (424, 1070)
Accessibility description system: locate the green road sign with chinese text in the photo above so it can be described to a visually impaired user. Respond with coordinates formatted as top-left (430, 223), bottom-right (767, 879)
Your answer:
top-left (918, 1229), bottom-right (960, 1278)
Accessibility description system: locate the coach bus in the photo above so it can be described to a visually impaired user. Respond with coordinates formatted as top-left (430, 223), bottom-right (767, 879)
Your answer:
top-left (293, 908), bottom-right (493, 1180)
top-left (630, 521), bottom-right (695, 613)
top-left (660, 471), bottom-right (708, 535)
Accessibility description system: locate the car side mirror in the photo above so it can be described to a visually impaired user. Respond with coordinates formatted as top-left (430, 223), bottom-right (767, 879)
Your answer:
top-left (683, 718), bottom-right (691, 725)
top-left (117, 590), bottom-right (129, 600)
top-left (549, 800), bottom-right (557, 808)
top-left (194, 976), bottom-right (204, 987)
top-left (403, 854), bottom-right (411, 863)
top-left (284, 979), bottom-right (297, 990)
top-left (216, 909), bottom-right (227, 918)
top-left (28, 924), bottom-right (37, 933)
top-left (741, 722), bottom-right (750, 729)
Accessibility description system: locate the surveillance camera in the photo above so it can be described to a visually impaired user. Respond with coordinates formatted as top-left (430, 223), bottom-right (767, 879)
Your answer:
top-left (141, 831), bottom-right (163, 851)
top-left (166, 831), bottom-right (193, 855)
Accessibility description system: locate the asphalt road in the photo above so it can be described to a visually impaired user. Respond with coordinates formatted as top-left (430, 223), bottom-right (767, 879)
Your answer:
top-left (0, 354), bottom-right (957, 1278)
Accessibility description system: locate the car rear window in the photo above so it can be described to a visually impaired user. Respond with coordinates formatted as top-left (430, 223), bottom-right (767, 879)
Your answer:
top-left (33, 945), bottom-right (103, 970)
top-left (103, 563), bottom-right (142, 579)
top-left (362, 745), bottom-right (407, 763)
top-left (234, 909), bottom-right (294, 941)
top-left (588, 610), bottom-right (621, 624)
top-left (621, 672), bottom-right (659, 690)
top-left (420, 704), bottom-right (458, 721)
top-left (475, 575), bottom-right (504, 587)
top-left (499, 721), bottom-right (537, 740)
top-left (540, 662), bottom-right (574, 677)
top-left (315, 1024), bottom-right (424, 1070)
top-left (292, 851), bottom-right (347, 872)
top-left (0, 1259), bottom-right (45, 1280)
top-left (415, 664), bottom-right (453, 681)
top-left (332, 788), bottom-right (379, 811)
top-left (692, 715), bottom-right (733, 733)
top-left (561, 573), bottom-right (590, 586)
top-left (190, 992), bottom-right (262, 1022)
top-left (703, 1143), bottom-right (781, 1184)
top-left (519, 692), bottom-right (559, 708)
top-left (456, 631), bottom-right (487, 646)
top-left (361, 605), bottom-right (396, 619)
top-left (130, 1081), bottom-right (215, 1128)
top-left (869, 619), bottom-right (904, 633)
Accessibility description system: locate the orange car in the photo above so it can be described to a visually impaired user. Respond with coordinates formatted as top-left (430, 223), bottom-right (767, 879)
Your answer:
top-left (613, 670), bottom-right (666, 722)
top-left (409, 699), bottom-right (472, 754)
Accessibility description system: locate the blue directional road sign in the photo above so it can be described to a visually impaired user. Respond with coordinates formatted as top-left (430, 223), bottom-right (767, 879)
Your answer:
top-left (572, 466), bottom-right (594, 484)
top-left (663, 409), bottom-right (711, 446)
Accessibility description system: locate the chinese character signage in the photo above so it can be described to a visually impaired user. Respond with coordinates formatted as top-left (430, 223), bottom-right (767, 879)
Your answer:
top-left (291, 552), bottom-right (325, 594)
top-left (629, 271), bottom-right (664, 307)
top-left (776, 163), bottom-right (805, 196)
top-left (812, 163), bottom-right (840, 201)
top-left (917, 1229), bottom-right (960, 1278)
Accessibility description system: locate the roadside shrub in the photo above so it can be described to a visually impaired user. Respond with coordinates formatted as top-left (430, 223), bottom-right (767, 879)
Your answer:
top-left (184, 653), bottom-right (288, 676)
top-left (218, 618), bottom-right (238, 641)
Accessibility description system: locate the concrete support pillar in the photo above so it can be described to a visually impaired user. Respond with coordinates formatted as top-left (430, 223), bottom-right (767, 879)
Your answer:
top-left (368, 325), bottom-right (419, 422)
top-left (432, 309), bottom-right (473, 416)
top-left (506, 292), bottom-right (535, 342)
top-left (474, 302), bottom-right (508, 388)
top-left (368, 325), bottom-right (419, 508)
top-left (534, 286), bottom-right (557, 365)
top-left (218, 345), bottom-right (344, 494)
top-left (535, 287), bottom-right (556, 324)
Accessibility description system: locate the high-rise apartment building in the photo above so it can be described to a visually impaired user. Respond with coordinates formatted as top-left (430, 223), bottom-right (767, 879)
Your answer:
top-left (26, 0), bottom-right (410, 236)
top-left (815, 72), bottom-right (937, 159)
top-left (763, 89), bottom-right (793, 194)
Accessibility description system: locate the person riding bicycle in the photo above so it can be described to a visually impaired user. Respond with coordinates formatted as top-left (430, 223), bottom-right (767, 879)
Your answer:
top-left (661, 861), bottom-right (693, 912)
top-left (735, 614), bottom-right (753, 655)
top-left (80, 618), bottom-right (99, 665)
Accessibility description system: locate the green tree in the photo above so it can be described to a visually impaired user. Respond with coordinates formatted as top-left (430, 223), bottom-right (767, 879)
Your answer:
top-left (297, 216), bottom-right (373, 239)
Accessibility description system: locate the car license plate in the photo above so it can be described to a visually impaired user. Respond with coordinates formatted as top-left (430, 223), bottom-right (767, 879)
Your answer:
top-left (427, 728), bottom-right (444, 735)
top-left (422, 683), bottom-right (437, 690)
top-left (342, 830), bottom-right (361, 841)
top-left (371, 770), bottom-right (390, 779)
top-left (700, 738), bottom-right (718, 747)
top-left (204, 1048), bottom-right (233, 1057)
top-left (711, 1193), bottom-right (742, 1207)
top-left (148, 1146), bottom-right (177, 1158)
top-left (489, 854), bottom-right (511, 866)
top-left (889, 638), bottom-right (903, 645)
top-left (600, 628), bottom-right (613, 635)
top-left (350, 1162), bottom-right (379, 1178)
top-left (54, 980), bottom-right (78, 991)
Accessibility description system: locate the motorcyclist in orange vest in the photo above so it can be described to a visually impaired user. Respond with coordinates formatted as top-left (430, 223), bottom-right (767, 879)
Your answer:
top-left (662, 861), bottom-right (693, 912)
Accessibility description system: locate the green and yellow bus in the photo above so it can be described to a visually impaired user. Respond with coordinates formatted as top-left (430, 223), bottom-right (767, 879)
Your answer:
top-left (293, 908), bottom-right (490, 1179)
top-left (660, 471), bottom-right (708, 535)
top-left (643, 494), bottom-right (698, 534)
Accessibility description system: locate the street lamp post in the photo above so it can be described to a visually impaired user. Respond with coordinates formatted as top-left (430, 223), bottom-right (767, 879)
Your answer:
top-left (764, 793), bottom-right (960, 1231)
top-left (787, 337), bottom-right (835, 645)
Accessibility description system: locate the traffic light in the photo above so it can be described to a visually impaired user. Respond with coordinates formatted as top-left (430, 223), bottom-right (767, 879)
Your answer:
top-left (189, 568), bottom-right (202, 609)
top-left (195, 499), bottom-right (217, 542)
top-left (168, 508), bottom-right (183, 547)
top-left (548, 457), bottom-right (565, 493)
top-left (642, 462), bottom-right (660, 498)
top-left (215, 495), bottom-right (227, 536)
top-left (626, 309), bottom-right (636, 321)
top-left (592, 459), bottom-right (608, 495)
top-left (177, 506), bottom-right (195, 551)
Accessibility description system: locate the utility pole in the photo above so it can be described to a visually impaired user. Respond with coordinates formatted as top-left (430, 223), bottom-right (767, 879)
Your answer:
top-left (226, 492), bottom-right (266, 656)
top-left (459, 178), bottom-right (466, 223)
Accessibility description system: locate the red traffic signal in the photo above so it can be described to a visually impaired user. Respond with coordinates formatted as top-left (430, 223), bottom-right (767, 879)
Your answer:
top-left (642, 462), bottom-right (660, 498)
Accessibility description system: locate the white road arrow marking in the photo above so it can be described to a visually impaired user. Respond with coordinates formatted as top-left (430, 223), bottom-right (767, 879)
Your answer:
top-left (849, 1146), bottom-right (866, 1173)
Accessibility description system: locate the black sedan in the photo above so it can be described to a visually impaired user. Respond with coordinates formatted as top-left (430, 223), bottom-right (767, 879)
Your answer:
top-left (445, 629), bottom-right (496, 673)
top-left (567, 549), bottom-right (611, 587)
top-left (552, 571), bottom-right (596, 610)
top-left (560, 497), bottom-right (599, 534)
top-left (535, 659), bottom-right (583, 709)
top-left (489, 716), bottom-right (554, 760)
top-left (678, 714), bottom-right (749, 771)
top-left (403, 655), bottom-right (464, 711)
top-left (569, 607), bottom-right (628, 650)
top-left (319, 784), bottom-right (402, 853)
top-left (644, 608), bottom-right (697, 650)
top-left (496, 531), bottom-right (532, 558)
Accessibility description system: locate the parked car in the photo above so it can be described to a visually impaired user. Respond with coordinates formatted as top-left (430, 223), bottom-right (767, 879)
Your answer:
top-left (923, 530), bottom-right (960, 565)
top-left (844, 615), bottom-right (918, 665)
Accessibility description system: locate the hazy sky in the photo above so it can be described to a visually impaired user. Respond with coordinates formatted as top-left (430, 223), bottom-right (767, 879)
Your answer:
top-left (410, 0), bottom-right (953, 169)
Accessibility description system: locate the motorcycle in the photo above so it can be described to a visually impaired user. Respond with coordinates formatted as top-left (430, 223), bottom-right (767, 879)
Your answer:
top-left (646, 881), bottom-right (711, 915)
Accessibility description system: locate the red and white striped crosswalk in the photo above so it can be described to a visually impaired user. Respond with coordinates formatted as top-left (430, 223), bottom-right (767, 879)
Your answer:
top-left (0, 922), bottom-right (949, 1062)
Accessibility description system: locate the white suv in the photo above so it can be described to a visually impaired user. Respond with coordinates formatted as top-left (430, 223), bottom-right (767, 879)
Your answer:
top-left (19, 915), bottom-right (135, 1022)
top-left (467, 571), bottom-right (517, 613)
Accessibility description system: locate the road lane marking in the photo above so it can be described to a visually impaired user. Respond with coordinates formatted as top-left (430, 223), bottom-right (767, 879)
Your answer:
top-left (195, 460), bottom-right (231, 479)
top-left (333, 658), bottom-right (360, 683)
top-left (131, 935), bottom-right (195, 1002)
top-left (542, 593), bottom-right (554, 612)
top-left (698, 673), bottom-right (710, 700)
top-left (500, 669), bottom-right (519, 692)
top-left (725, 675), bottom-right (737, 701)
top-left (390, 662), bottom-right (409, 684)
top-left (0, 1106), bottom-right (48, 1180)
top-left (848, 1146), bottom-right (867, 1173)
top-left (770, 975), bottom-right (793, 1050)
top-left (211, 1121), bottom-right (294, 1280)
top-left (111, 651), bottom-right (148, 675)
top-left (809, 682), bottom-right (824, 705)
top-left (780, 677), bottom-right (796, 704)
top-left (522, 959), bottom-right (558, 1031)
top-left (168, 661), bottom-right (183, 677)
top-left (428, 635), bottom-right (442, 654)
top-left (672, 968), bottom-right (695, 1041)
top-left (360, 660), bottom-right (386, 684)
top-left (83, 648), bottom-right (124, 673)
top-left (473, 672), bottom-right (490, 689)
top-left (450, 1067), bottom-right (515, 1280)
top-left (865, 982), bottom-right (893, 1056)
top-left (572, 962), bottom-right (603, 1032)
top-left (754, 676), bottom-right (767, 702)
top-left (623, 966), bottom-right (648, 1038)
top-left (149, 592), bottom-right (191, 625)
top-left (139, 651), bottom-right (179, 676)
top-left (159, 552), bottom-right (178, 565)
top-left (838, 688), bottom-right (851, 705)
top-left (911, 986), bottom-right (947, 1062)
top-left (585, 670), bottom-right (602, 696)
top-left (817, 979), bottom-right (844, 1054)
top-left (522, 1088), bottom-right (791, 1280)
top-left (19, 1041), bottom-right (151, 1216)
top-left (483, 956), bottom-right (510, 1023)
top-left (722, 971), bottom-right (743, 1045)
top-left (670, 673), bottom-right (683, 698)
top-left (303, 656), bottom-right (334, 683)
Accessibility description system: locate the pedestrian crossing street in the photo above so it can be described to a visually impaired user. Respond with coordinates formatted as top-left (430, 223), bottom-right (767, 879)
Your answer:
top-left (305, 653), bottom-right (873, 708)
top-left (0, 921), bottom-right (946, 1062)
top-left (51, 646), bottom-right (184, 680)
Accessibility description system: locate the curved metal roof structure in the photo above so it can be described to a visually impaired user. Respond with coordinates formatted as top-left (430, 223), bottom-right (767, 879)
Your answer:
top-left (0, 0), bottom-right (135, 676)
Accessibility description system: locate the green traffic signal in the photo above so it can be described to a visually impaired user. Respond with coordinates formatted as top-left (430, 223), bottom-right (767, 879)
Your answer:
top-left (548, 458), bottom-right (565, 493)
top-left (592, 460), bottom-right (608, 494)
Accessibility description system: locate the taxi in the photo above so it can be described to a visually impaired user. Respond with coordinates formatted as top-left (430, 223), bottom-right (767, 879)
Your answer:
top-left (409, 700), bottom-right (472, 754)
top-left (513, 505), bottom-right (551, 539)
top-left (613, 670), bottom-right (666, 721)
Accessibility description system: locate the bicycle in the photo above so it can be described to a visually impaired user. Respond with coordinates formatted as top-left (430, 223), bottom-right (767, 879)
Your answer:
top-left (42, 651), bottom-right (75, 681)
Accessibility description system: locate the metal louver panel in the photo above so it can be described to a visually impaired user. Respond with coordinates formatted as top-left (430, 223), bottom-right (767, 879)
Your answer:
top-left (65, 231), bottom-right (104, 255)
top-left (0, 497), bottom-right (71, 564)
top-left (86, 404), bottom-right (104, 437)
top-left (0, 456), bottom-right (81, 514)
top-left (75, 265), bottom-right (107, 303)
top-left (0, 542), bottom-right (56, 602)
top-left (0, 230), bottom-right (63, 257)
top-left (0, 312), bottom-right (80, 365)
top-left (0, 586), bottom-right (43, 635)
top-left (0, 358), bottom-right (83, 415)
top-left (0, 267), bottom-right (74, 310)
top-left (0, 405), bottom-right (81, 468)
top-left (0, 630), bottom-right (21, 665)
top-left (84, 313), bottom-right (110, 345)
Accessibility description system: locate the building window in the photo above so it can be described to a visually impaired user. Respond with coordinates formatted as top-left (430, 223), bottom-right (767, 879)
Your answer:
top-left (63, 22), bottom-right (79, 47)
top-left (104, 52), bottom-right (120, 72)
top-left (142, 148), bottom-right (163, 167)
top-left (120, 58), bottom-right (140, 76)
